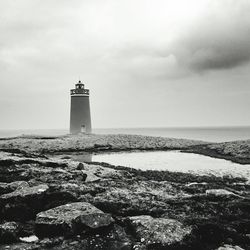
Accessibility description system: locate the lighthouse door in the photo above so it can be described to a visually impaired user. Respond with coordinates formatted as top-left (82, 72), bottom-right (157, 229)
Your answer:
top-left (81, 125), bottom-right (86, 133)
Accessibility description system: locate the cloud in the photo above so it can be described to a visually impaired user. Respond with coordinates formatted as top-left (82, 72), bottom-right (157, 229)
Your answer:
top-left (0, 0), bottom-right (250, 83)
top-left (172, 0), bottom-right (250, 72)
top-left (106, 0), bottom-right (250, 78)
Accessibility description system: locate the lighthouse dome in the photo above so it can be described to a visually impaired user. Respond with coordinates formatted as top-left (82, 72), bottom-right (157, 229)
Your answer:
top-left (75, 80), bottom-right (84, 89)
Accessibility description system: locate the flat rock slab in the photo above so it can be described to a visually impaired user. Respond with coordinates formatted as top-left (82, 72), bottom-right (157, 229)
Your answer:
top-left (0, 184), bottom-right (49, 221)
top-left (35, 202), bottom-right (114, 237)
top-left (0, 181), bottom-right (29, 195)
top-left (0, 184), bottom-right (48, 201)
top-left (129, 215), bottom-right (191, 247)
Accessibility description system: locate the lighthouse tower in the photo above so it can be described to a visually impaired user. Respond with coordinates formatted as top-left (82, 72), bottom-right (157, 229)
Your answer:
top-left (70, 80), bottom-right (92, 134)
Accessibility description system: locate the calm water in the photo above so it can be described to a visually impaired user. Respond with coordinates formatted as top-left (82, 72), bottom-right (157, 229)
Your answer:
top-left (0, 126), bottom-right (250, 142)
top-left (69, 151), bottom-right (250, 180)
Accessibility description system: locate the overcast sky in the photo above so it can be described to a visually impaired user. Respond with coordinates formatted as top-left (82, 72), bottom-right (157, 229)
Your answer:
top-left (0, 0), bottom-right (250, 129)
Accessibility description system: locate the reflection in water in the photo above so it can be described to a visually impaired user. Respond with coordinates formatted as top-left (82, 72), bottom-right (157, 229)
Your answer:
top-left (69, 150), bottom-right (250, 180)
top-left (69, 152), bottom-right (92, 163)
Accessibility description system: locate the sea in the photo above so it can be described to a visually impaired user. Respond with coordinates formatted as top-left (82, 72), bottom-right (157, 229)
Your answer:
top-left (0, 126), bottom-right (250, 142)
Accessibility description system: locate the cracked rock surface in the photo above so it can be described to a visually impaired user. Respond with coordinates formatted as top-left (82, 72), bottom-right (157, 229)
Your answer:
top-left (35, 202), bottom-right (114, 237)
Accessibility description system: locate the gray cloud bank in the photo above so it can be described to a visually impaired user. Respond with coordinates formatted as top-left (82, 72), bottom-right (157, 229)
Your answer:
top-left (175, 0), bottom-right (250, 72)
top-left (90, 0), bottom-right (250, 81)
top-left (1, 0), bottom-right (250, 82)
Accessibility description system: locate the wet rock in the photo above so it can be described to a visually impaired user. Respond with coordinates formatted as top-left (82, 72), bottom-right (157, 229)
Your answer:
top-left (18, 220), bottom-right (36, 237)
top-left (128, 215), bottom-right (192, 247)
top-left (85, 172), bottom-right (101, 182)
top-left (48, 225), bottom-right (132, 250)
top-left (42, 184), bottom-right (79, 210)
top-left (81, 164), bottom-right (122, 182)
top-left (206, 189), bottom-right (239, 197)
top-left (0, 242), bottom-right (38, 250)
top-left (93, 180), bottom-right (181, 216)
top-left (19, 235), bottom-right (39, 243)
top-left (35, 202), bottom-right (114, 237)
top-left (0, 181), bottom-right (29, 195)
top-left (0, 184), bottom-right (49, 221)
top-left (77, 162), bottom-right (85, 170)
top-left (217, 244), bottom-right (245, 250)
top-left (0, 163), bottom-right (31, 182)
top-left (43, 161), bottom-right (68, 169)
top-left (1, 184), bottom-right (48, 200)
top-left (29, 168), bottom-right (87, 184)
top-left (38, 236), bottom-right (64, 248)
top-left (93, 188), bottom-right (167, 216)
top-left (0, 222), bottom-right (20, 243)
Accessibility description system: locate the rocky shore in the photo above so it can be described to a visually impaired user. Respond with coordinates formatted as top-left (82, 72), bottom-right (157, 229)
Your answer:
top-left (0, 134), bottom-right (250, 249)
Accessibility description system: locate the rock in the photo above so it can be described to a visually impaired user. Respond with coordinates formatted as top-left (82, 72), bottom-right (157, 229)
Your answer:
top-left (206, 189), bottom-right (238, 197)
top-left (0, 222), bottom-right (20, 243)
top-left (1, 184), bottom-right (48, 200)
top-left (85, 172), bottom-right (101, 182)
top-left (217, 244), bottom-right (245, 250)
top-left (92, 181), bottom-right (179, 216)
top-left (38, 236), bottom-right (64, 248)
top-left (35, 202), bottom-right (114, 237)
top-left (0, 242), bottom-right (38, 250)
top-left (42, 183), bottom-right (79, 210)
top-left (0, 163), bottom-right (31, 183)
top-left (81, 164), bottom-right (122, 182)
top-left (0, 184), bottom-right (49, 221)
top-left (93, 188), bottom-right (167, 216)
top-left (47, 225), bottom-right (132, 250)
top-left (185, 182), bottom-right (208, 187)
top-left (0, 181), bottom-right (29, 195)
top-left (76, 163), bottom-right (85, 170)
top-left (19, 235), bottom-right (39, 243)
top-left (128, 215), bottom-right (192, 247)
top-left (29, 168), bottom-right (87, 184)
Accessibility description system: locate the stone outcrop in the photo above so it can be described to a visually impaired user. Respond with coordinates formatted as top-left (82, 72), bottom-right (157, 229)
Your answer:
top-left (0, 184), bottom-right (49, 221)
top-left (0, 139), bottom-right (249, 249)
top-left (0, 181), bottom-right (29, 195)
top-left (128, 215), bottom-right (192, 247)
top-left (35, 202), bottom-right (114, 237)
top-left (0, 134), bottom-right (207, 154)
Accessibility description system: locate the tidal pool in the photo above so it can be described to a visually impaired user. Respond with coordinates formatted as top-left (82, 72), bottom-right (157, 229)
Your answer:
top-left (68, 151), bottom-right (250, 180)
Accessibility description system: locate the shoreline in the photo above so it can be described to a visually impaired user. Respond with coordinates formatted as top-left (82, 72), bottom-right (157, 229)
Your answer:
top-left (0, 133), bottom-right (250, 165)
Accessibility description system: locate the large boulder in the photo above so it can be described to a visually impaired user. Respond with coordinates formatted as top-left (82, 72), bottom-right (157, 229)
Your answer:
top-left (0, 184), bottom-right (49, 221)
top-left (128, 215), bottom-right (192, 247)
top-left (92, 180), bottom-right (182, 216)
top-left (35, 202), bottom-right (114, 237)
top-left (42, 225), bottom-right (132, 250)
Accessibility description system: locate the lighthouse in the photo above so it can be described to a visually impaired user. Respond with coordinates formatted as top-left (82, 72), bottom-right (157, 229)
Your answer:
top-left (70, 80), bottom-right (92, 134)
